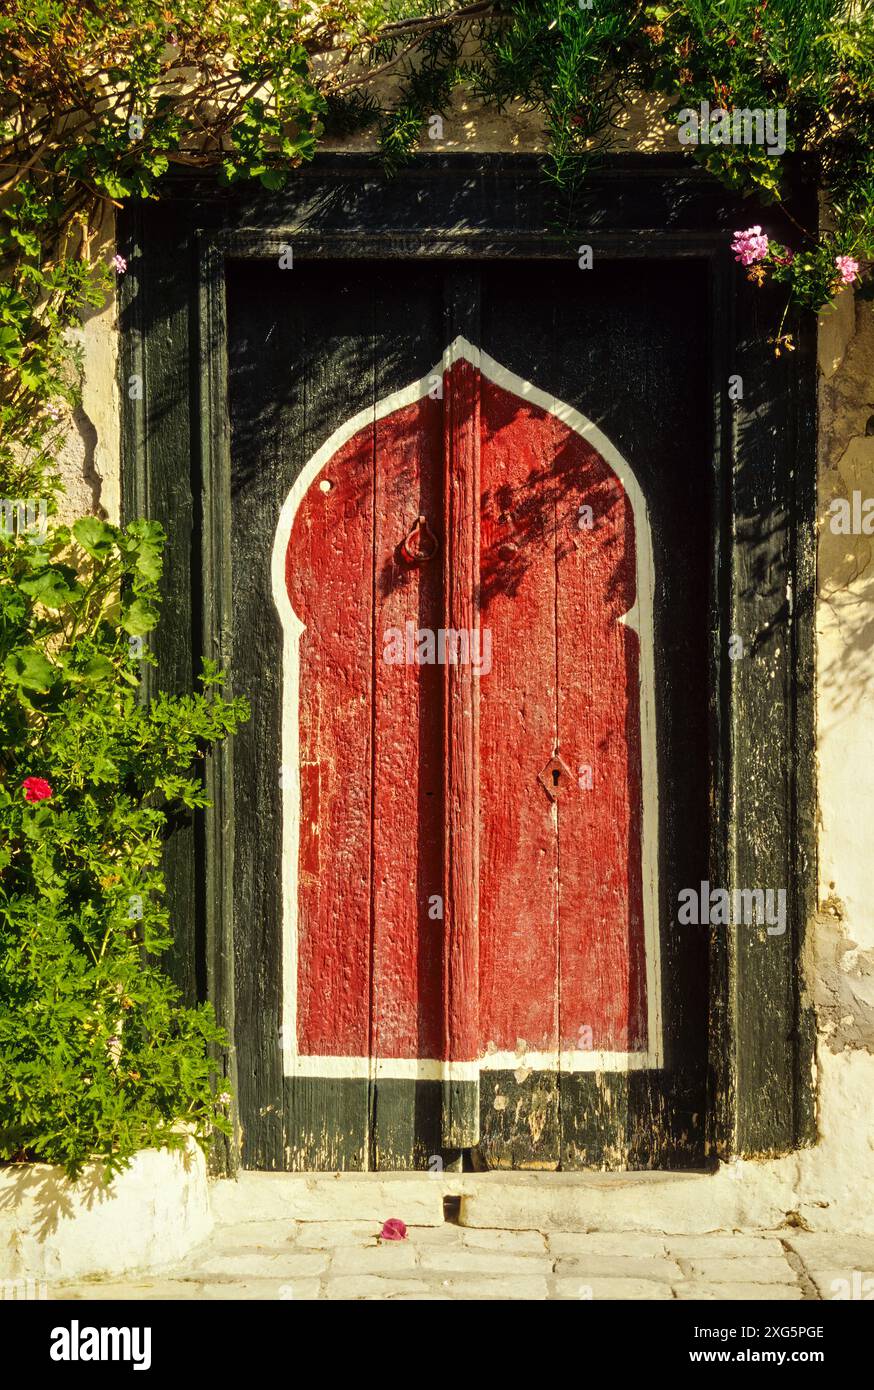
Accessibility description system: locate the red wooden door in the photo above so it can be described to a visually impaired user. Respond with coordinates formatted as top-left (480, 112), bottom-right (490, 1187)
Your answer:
top-left (274, 338), bottom-right (660, 1148)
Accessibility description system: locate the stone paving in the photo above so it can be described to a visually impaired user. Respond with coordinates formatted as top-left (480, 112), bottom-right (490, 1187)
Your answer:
top-left (52, 1225), bottom-right (874, 1301)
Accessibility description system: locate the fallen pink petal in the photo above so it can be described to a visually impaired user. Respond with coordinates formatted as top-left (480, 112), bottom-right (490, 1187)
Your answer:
top-left (379, 1218), bottom-right (407, 1241)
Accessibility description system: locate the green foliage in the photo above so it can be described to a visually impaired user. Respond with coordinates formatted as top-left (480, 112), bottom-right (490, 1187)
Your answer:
top-left (0, 517), bottom-right (248, 1177)
top-left (634, 0), bottom-right (874, 302)
top-left (473, 1), bottom-right (640, 188)
top-left (0, 188), bottom-right (109, 499)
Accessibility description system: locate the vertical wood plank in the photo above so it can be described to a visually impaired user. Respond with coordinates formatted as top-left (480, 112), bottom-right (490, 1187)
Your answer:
top-left (198, 236), bottom-right (240, 1174)
top-left (120, 204), bottom-right (201, 1010)
top-left (706, 249), bottom-right (736, 1163)
top-left (286, 269), bottom-right (376, 1168)
top-left (441, 271), bottom-right (481, 1147)
top-left (729, 267), bottom-right (819, 1158)
top-left (367, 266), bottom-right (448, 1169)
top-left (476, 287), bottom-right (561, 1165)
top-left (370, 397), bottom-right (445, 1162)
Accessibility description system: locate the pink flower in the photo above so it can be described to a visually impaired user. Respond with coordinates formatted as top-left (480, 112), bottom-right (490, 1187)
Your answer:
top-left (835, 255), bottom-right (860, 286)
top-left (44, 403), bottom-right (63, 421)
top-left (111, 254), bottom-right (128, 275)
top-left (379, 1218), bottom-right (407, 1242)
top-left (22, 777), bottom-right (53, 803)
top-left (773, 249), bottom-right (795, 267)
top-left (731, 226), bottom-right (770, 267)
top-left (217, 1091), bottom-right (232, 1106)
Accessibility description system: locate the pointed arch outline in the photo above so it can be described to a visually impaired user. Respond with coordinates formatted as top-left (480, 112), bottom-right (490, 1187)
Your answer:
top-left (271, 336), bottom-right (663, 1079)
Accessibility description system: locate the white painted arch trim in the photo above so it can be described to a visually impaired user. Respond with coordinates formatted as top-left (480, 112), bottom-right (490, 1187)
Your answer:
top-left (271, 336), bottom-right (663, 1079)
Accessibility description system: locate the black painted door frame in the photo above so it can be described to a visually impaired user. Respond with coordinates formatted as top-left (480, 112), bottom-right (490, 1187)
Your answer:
top-left (227, 254), bottom-right (712, 1173)
top-left (119, 153), bottom-right (818, 1174)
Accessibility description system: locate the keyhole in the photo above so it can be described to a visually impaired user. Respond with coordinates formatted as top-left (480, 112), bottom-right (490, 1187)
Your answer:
top-left (552, 769), bottom-right (561, 787)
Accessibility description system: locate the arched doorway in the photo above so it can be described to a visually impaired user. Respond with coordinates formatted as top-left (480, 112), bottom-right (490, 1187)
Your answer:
top-left (273, 338), bottom-right (662, 1158)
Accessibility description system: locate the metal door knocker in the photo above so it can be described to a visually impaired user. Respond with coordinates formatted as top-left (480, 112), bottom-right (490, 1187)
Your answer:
top-left (398, 514), bottom-right (439, 566)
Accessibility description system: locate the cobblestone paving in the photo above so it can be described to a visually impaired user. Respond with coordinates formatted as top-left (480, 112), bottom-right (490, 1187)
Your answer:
top-left (52, 1227), bottom-right (874, 1301)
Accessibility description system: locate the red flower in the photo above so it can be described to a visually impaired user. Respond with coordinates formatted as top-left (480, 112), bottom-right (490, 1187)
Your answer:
top-left (22, 777), bottom-right (53, 803)
top-left (379, 1218), bottom-right (407, 1242)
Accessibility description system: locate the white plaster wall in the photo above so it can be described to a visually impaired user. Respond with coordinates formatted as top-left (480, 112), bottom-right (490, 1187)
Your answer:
top-left (813, 293), bottom-right (874, 1082)
top-left (56, 215), bottom-right (121, 525)
top-left (0, 1138), bottom-right (213, 1280)
top-left (64, 98), bottom-right (874, 1225)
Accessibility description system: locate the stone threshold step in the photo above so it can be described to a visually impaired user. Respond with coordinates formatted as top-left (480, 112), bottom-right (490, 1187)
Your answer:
top-left (210, 1167), bottom-right (805, 1234)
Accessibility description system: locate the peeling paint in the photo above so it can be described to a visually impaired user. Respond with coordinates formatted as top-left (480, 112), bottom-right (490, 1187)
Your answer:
top-left (812, 898), bottom-right (874, 1054)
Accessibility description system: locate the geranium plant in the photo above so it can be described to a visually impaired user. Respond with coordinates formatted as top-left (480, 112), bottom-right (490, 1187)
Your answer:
top-left (0, 516), bottom-right (247, 1177)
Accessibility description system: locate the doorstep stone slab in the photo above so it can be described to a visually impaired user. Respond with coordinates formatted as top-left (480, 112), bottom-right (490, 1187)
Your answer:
top-left (416, 1247), bottom-right (553, 1275)
top-left (329, 1244), bottom-right (420, 1274)
top-left (673, 1283), bottom-right (805, 1301)
top-left (293, 1219), bottom-right (407, 1248)
top-left (461, 1228), bottom-right (547, 1253)
top-left (57, 1278), bottom-right (322, 1301)
top-left (454, 1170), bottom-right (795, 1234)
top-left (783, 1233), bottom-right (874, 1270)
top-left (0, 1139), bottom-right (212, 1282)
top-left (200, 1219), bottom-right (298, 1252)
top-left (324, 1275), bottom-right (437, 1299)
top-left (210, 1172), bottom-right (447, 1226)
top-left (425, 1275), bottom-right (551, 1299)
top-left (665, 1234), bottom-right (787, 1259)
top-left (210, 1167), bottom-right (802, 1235)
top-left (548, 1232), bottom-right (668, 1257)
top-left (554, 1255), bottom-right (684, 1281)
top-left (681, 1257), bottom-right (798, 1284)
top-left (191, 1249), bottom-right (330, 1279)
top-left (552, 1276), bottom-right (674, 1299)
top-left (51, 1280), bottom-right (208, 1301)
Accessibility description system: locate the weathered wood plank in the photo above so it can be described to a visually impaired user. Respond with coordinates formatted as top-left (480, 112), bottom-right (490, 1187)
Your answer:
top-left (119, 203), bottom-right (201, 1009)
top-left (476, 285), bottom-right (561, 1167)
top-left (441, 271), bottom-right (482, 1149)
top-left (730, 262), bottom-right (819, 1158)
top-left (198, 235), bottom-right (240, 1173)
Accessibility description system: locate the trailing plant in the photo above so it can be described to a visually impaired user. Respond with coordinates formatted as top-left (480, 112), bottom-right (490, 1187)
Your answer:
top-left (2, 1), bottom-right (874, 500)
top-left (635, 0), bottom-right (874, 320)
top-left (0, 515), bottom-right (247, 1177)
